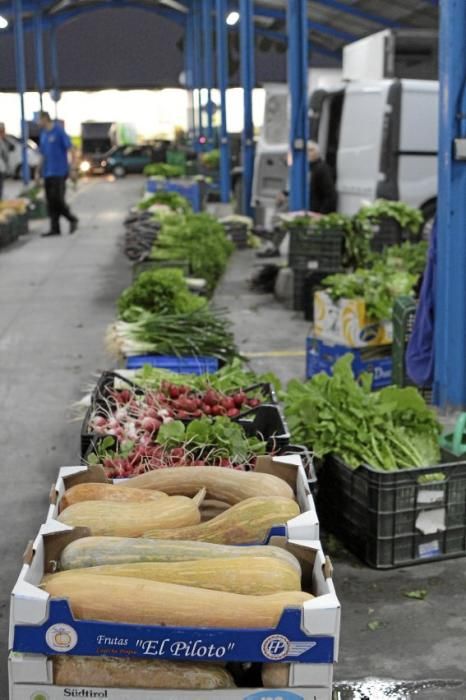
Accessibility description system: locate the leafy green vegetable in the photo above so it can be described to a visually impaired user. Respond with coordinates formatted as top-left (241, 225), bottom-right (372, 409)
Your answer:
top-left (134, 357), bottom-right (281, 394)
top-left (379, 240), bottom-right (428, 277)
top-left (138, 192), bottom-right (191, 213)
top-left (109, 307), bottom-right (240, 363)
top-left (200, 149), bottom-right (220, 170)
top-left (143, 163), bottom-right (184, 178)
top-left (150, 213), bottom-right (234, 294)
top-left (157, 417), bottom-right (266, 462)
top-left (322, 262), bottom-right (418, 321)
top-left (284, 354), bottom-right (441, 471)
top-left (117, 268), bottom-right (206, 320)
top-left (355, 199), bottom-right (424, 235)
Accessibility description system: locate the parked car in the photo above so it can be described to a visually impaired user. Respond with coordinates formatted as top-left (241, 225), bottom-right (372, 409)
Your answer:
top-left (81, 142), bottom-right (170, 177)
top-left (5, 135), bottom-right (41, 179)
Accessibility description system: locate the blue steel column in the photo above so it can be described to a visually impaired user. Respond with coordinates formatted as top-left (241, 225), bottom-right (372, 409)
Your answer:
top-left (34, 9), bottom-right (45, 112)
top-left (239, 0), bottom-right (255, 216)
top-left (216, 0), bottom-right (231, 202)
top-left (202, 0), bottom-right (214, 147)
top-left (287, 0), bottom-right (309, 211)
top-left (13, 0), bottom-right (30, 185)
top-left (434, 0), bottom-right (466, 407)
top-left (192, 2), bottom-right (204, 150)
top-left (50, 24), bottom-right (60, 118)
top-left (185, 5), bottom-right (196, 146)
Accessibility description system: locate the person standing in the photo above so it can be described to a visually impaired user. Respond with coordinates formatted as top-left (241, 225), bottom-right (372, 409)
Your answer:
top-left (307, 141), bottom-right (337, 214)
top-left (38, 111), bottom-right (78, 237)
top-left (0, 123), bottom-right (9, 200)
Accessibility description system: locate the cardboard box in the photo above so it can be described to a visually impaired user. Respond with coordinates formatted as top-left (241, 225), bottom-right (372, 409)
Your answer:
top-left (314, 290), bottom-right (393, 348)
top-left (48, 455), bottom-right (320, 542)
top-left (9, 652), bottom-right (332, 699)
top-left (10, 521), bottom-right (340, 669)
top-left (306, 335), bottom-right (392, 390)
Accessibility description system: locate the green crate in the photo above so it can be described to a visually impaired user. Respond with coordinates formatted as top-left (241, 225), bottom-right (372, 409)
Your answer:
top-left (28, 199), bottom-right (48, 220)
top-left (392, 296), bottom-right (417, 387)
top-left (132, 258), bottom-right (190, 280)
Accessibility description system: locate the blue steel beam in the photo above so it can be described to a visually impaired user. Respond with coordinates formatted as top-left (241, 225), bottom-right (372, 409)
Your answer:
top-left (13, 0), bottom-right (30, 185)
top-left (202, 0), bottom-right (214, 146)
top-left (192, 0), bottom-right (204, 150)
top-left (239, 0), bottom-right (255, 216)
top-left (434, 0), bottom-right (466, 407)
top-left (251, 3), bottom-right (357, 43)
top-left (256, 26), bottom-right (341, 62)
top-left (184, 3), bottom-right (196, 145)
top-left (215, 0), bottom-right (231, 203)
top-left (287, 0), bottom-right (309, 212)
top-left (33, 8), bottom-right (46, 111)
top-left (312, 0), bottom-right (400, 28)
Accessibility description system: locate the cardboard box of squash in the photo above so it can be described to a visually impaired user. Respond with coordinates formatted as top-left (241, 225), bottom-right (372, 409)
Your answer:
top-left (9, 457), bottom-right (340, 699)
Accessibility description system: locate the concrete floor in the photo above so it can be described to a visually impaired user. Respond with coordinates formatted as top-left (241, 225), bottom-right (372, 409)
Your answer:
top-left (0, 176), bottom-right (139, 695)
top-left (215, 251), bottom-right (466, 700)
top-left (1, 181), bottom-right (465, 698)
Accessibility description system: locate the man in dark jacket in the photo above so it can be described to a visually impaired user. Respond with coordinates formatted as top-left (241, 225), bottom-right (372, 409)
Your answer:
top-left (307, 141), bottom-right (337, 214)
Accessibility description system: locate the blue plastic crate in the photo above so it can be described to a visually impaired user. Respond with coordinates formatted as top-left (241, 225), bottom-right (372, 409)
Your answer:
top-left (125, 354), bottom-right (219, 374)
top-left (306, 336), bottom-right (392, 390)
top-left (146, 177), bottom-right (201, 212)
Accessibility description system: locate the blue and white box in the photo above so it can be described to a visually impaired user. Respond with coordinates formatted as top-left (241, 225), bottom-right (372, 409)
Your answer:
top-left (306, 335), bottom-right (392, 390)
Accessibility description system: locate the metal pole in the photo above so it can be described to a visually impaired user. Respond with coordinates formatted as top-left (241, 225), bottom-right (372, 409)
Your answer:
top-left (185, 6), bottom-right (196, 146)
top-left (239, 0), bottom-right (255, 216)
top-left (34, 9), bottom-right (45, 112)
top-left (202, 0), bottom-right (214, 147)
top-left (192, 2), bottom-right (204, 151)
top-left (287, 0), bottom-right (309, 211)
top-left (50, 23), bottom-right (60, 119)
top-left (434, 0), bottom-right (466, 407)
top-left (13, 0), bottom-right (30, 185)
top-left (215, 0), bottom-right (231, 203)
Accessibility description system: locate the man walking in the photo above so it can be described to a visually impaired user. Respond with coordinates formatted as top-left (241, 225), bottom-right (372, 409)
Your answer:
top-left (38, 111), bottom-right (78, 237)
top-left (0, 123), bottom-right (9, 200)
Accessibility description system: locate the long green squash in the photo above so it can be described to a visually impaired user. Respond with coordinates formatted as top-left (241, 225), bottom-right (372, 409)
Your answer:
top-left (119, 466), bottom-right (294, 504)
top-left (46, 556), bottom-right (301, 595)
top-left (59, 537), bottom-right (302, 573)
top-left (144, 496), bottom-right (300, 545)
top-left (43, 573), bottom-right (312, 628)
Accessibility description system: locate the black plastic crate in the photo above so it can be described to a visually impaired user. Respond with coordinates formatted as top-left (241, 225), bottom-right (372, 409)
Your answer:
top-left (237, 403), bottom-right (290, 450)
top-left (81, 371), bottom-right (281, 457)
top-left (288, 227), bottom-right (345, 271)
top-left (302, 269), bottom-right (342, 321)
top-left (317, 451), bottom-right (466, 568)
top-left (370, 217), bottom-right (403, 253)
top-left (0, 221), bottom-right (14, 247)
top-left (222, 223), bottom-right (249, 250)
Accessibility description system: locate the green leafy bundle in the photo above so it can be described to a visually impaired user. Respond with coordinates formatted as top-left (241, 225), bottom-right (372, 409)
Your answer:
top-left (117, 268), bottom-right (206, 321)
top-left (151, 213), bottom-right (234, 293)
top-left (143, 163), bottom-right (184, 178)
top-left (284, 355), bottom-right (441, 470)
top-left (109, 307), bottom-right (239, 362)
top-left (322, 262), bottom-right (418, 321)
top-left (200, 149), bottom-right (220, 171)
top-left (138, 192), bottom-right (191, 213)
top-left (355, 199), bottom-right (424, 235)
top-left (380, 240), bottom-right (428, 277)
top-left (158, 417), bottom-right (266, 462)
top-left (134, 357), bottom-right (281, 394)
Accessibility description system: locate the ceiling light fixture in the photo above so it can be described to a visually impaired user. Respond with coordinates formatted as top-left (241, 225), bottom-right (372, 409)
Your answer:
top-left (226, 11), bottom-right (240, 26)
top-left (0, 16), bottom-right (9, 30)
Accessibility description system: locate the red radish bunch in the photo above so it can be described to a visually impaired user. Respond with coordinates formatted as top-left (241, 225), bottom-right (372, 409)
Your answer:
top-left (98, 443), bottom-right (252, 479)
top-left (87, 383), bottom-right (264, 443)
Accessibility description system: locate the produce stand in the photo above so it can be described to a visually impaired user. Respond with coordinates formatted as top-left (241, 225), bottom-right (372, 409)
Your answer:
top-left (146, 177), bottom-right (203, 213)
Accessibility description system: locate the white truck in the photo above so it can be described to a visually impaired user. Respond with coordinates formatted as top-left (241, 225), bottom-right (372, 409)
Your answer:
top-left (252, 30), bottom-right (438, 233)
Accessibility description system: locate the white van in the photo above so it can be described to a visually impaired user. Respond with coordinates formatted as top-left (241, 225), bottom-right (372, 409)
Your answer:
top-left (5, 135), bottom-right (41, 179)
top-left (335, 79), bottom-right (438, 224)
